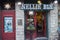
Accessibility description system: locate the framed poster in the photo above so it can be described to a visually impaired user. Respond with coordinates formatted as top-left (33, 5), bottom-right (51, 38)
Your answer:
top-left (4, 17), bottom-right (13, 33)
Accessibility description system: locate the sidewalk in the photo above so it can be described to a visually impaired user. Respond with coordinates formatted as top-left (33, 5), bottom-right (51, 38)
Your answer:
top-left (34, 37), bottom-right (48, 40)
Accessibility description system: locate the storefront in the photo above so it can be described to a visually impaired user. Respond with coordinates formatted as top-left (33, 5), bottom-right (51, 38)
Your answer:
top-left (24, 4), bottom-right (53, 40)
top-left (0, 2), bottom-right (50, 40)
top-left (0, 1), bottom-right (58, 40)
top-left (15, 2), bottom-right (58, 40)
top-left (25, 11), bottom-right (47, 40)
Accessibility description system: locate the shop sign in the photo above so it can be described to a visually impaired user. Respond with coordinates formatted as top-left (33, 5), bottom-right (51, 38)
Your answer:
top-left (20, 4), bottom-right (54, 10)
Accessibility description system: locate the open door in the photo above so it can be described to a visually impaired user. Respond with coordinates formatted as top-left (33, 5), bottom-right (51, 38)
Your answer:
top-left (2, 10), bottom-right (15, 40)
top-left (25, 11), bottom-right (46, 40)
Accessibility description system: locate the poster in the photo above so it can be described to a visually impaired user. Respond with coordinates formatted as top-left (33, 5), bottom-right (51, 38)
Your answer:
top-left (4, 17), bottom-right (13, 33)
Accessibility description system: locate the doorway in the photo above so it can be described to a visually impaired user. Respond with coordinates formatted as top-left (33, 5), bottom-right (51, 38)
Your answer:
top-left (25, 11), bottom-right (46, 40)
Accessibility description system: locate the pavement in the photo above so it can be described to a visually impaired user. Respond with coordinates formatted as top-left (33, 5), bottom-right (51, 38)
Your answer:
top-left (34, 37), bottom-right (48, 40)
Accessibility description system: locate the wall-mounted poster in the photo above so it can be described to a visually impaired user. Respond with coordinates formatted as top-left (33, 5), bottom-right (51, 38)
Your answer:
top-left (4, 17), bottom-right (13, 33)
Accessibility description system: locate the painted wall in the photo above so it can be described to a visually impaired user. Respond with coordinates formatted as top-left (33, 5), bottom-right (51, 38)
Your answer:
top-left (15, 3), bottom-right (25, 40)
top-left (48, 3), bottom-right (58, 40)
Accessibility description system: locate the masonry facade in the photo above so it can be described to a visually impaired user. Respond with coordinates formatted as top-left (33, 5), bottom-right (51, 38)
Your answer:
top-left (15, 2), bottom-right (58, 40)
top-left (0, 2), bottom-right (58, 40)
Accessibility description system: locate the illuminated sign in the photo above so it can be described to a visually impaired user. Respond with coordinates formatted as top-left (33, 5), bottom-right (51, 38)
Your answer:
top-left (20, 4), bottom-right (54, 10)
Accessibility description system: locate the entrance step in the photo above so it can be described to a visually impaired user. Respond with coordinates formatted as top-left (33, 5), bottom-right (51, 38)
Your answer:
top-left (34, 37), bottom-right (48, 40)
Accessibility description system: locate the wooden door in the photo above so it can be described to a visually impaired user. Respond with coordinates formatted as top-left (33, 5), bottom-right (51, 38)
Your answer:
top-left (2, 10), bottom-right (15, 40)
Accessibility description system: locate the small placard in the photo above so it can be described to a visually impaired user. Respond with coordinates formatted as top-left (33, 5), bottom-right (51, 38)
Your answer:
top-left (17, 19), bottom-right (22, 26)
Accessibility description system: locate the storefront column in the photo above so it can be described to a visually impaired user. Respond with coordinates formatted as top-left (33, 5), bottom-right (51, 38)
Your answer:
top-left (48, 2), bottom-right (58, 40)
top-left (15, 3), bottom-right (25, 40)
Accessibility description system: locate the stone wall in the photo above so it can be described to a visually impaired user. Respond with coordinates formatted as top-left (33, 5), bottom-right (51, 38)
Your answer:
top-left (15, 3), bottom-right (25, 40)
top-left (48, 3), bottom-right (58, 40)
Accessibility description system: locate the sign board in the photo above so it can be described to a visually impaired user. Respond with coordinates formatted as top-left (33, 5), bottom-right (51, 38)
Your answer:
top-left (20, 4), bottom-right (54, 10)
